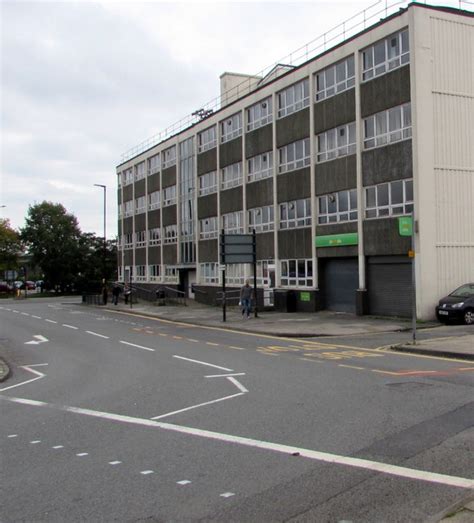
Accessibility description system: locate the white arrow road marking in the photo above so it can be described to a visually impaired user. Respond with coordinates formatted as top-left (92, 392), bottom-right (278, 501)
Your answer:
top-left (25, 335), bottom-right (49, 345)
top-left (0, 364), bottom-right (48, 392)
top-left (173, 355), bottom-right (233, 371)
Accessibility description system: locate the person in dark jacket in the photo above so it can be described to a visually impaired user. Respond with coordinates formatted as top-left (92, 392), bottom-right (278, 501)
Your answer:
top-left (112, 283), bottom-right (122, 305)
top-left (239, 280), bottom-right (253, 319)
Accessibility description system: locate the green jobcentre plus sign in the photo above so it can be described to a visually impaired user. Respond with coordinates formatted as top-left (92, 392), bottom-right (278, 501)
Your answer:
top-left (315, 232), bottom-right (358, 248)
top-left (398, 216), bottom-right (413, 236)
top-left (300, 291), bottom-right (311, 302)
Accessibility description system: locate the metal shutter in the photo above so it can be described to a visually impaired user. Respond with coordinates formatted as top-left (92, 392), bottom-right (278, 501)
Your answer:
top-left (322, 258), bottom-right (358, 313)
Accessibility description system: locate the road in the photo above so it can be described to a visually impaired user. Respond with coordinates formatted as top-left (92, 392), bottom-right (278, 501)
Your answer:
top-left (1, 298), bottom-right (473, 522)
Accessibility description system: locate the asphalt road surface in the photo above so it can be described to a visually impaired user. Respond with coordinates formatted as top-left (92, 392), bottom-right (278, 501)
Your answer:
top-left (1, 298), bottom-right (473, 522)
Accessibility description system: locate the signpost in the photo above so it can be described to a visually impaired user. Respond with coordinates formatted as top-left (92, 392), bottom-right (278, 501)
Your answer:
top-left (220, 230), bottom-right (257, 322)
top-left (398, 215), bottom-right (416, 344)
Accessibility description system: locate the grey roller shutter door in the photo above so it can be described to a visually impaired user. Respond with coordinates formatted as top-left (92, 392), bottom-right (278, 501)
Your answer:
top-left (322, 258), bottom-right (358, 313)
top-left (368, 256), bottom-right (411, 317)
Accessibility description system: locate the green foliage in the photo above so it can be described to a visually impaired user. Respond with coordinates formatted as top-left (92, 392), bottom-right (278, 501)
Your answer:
top-left (0, 218), bottom-right (23, 271)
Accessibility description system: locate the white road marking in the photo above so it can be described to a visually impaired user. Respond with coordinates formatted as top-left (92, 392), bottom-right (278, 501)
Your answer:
top-left (173, 355), bottom-right (233, 372)
top-left (85, 331), bottom-right (109, 339)
top-left (25, 335), bottom-right (49, 345)
top-left (177, 480), bottom-right (191, 485)
top-left (0, 364), bottom-right (47, 392)
top-left (30, 440), bottom-right (41, 444)
top-left (8, 434), bottom-right (18, 438)
top-left (228, 346), bottom-right (246, 351)
top-left (62, 324), bottom-right (78, 330)
top-left (20, 312), bottom-right (29, 316)
top-left (119, 340), bottom-right (155, 352)
top-left (227, 376), bottom-right (248, 393)
top-left (52, 445), bottom-right (64, 449)
top-left (45, 319), bottom-right (57, 323)
top-left (76, 453), bottom-right (88, 457)
top-left (187, 339), bottom-right (199, 343)
top-left (151, 392), bottom-right (245, 420)
top-left (2, 395), bottom-right (472, 490)
top-left (109, 460), bottom-right (122, 465)
top-left (32, 315), bottom-right (42, 319)
top-left (220, 492), bottom-right (235, 498)
top-left (13, 310), bottom-right (20, 313)
top-left (205, 373), bottom-right (246, 378)
top-left (140, 470), bottom-right (154, 475)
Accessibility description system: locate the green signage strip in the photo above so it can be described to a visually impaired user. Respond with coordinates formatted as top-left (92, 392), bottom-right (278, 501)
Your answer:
top-left (299, 291), bottom-right (311, 302)
top-left (315, 232), bottom-right (358, 248)
top-left (398, 216), bottom-right (413, 237)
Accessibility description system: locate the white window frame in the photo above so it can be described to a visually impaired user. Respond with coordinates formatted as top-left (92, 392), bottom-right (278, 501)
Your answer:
top-left (135, 230), bottom-right (146, 247)
top-left (277, 79), bottom-right (309, 118)
top-left (364, 103), bottom-right (411, 150)
top-left (199, 216), bottom-right (218, 240)
top-left (163, 185), bottom-right (177, 206)
top-left (315, 55), bottom-right (355, 102)
top-left (247, 97), bottom-right (272, 131)
top-left (221, 162), bottom-right (243, 190)
top-left (162, 146), bottom-right (177, 169)
top-left (365, 178), bottom-right (413, 219)
top-left (149, 264), bottom-right (161, 282)
top-left (317, 122), bottom-right (356, 162)
top-left (117, 173), bottom-right (122, 188)
top-left (279, 198), bottom-right (312, 229)
top-left (278, 138), bottom-right (310, 174)
top-left (362, 29), bottom-right (409, 81)
top-left (124, 200), bottom-right (134, 218)
top-left (222, 211), bottom-right (244, 235)
top-left (164, 224), bottom-right (178, 244)
top-left (134, 265), bottom-right (146, 282)
top-left (247, 151), bottom-right (273, 183)
top-left (149, 227), bottom-right (161, 246)
top-left (135, 196), bottom-right (146, 214)
top-left (164, 266), bottom-right (178, 283)
top-left (200, 262), bottom-right (219, 284)
top-left (198, 126), bottom-right (217, 153)
top-left (123, 168), bottom-right (134, 186)
top-left (318, 189), bottom-right (358, 224)
top-left (198, 170), bottom-right (218, 196)
top-left (148, 154), bottom-right (161, 175)
top-left (220, 113), bottom-right (242, 143)
top-left (248, 205), bottom-right (274, 233)
top-left (226, 263), bottom-right (245, 285)
top-left (148, 190), bottom-right (161, 210)
top-left (135, 162), bottom-right (146, 181)
top-left (280, 259), bottom-right (313, 288)
top-left (123, 232), bottom-right (133, 249)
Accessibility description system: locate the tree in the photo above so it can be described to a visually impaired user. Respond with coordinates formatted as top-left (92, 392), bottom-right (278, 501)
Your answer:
top-left (76, 234), bottom-right (117, 292)
top-left (21, 202), bottom-right (82, 290)
top-left (0, 218), bottom-right (23, 272)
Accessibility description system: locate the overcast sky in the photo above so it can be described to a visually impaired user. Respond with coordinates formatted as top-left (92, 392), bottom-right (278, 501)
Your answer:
top-left (1, 0), bottom-right (466, 239)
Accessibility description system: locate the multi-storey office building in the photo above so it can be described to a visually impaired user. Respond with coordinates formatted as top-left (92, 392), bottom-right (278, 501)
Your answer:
top-left (116, 3), bottom-right (474, 320)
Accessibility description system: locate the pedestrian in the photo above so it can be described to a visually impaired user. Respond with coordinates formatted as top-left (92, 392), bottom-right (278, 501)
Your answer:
top-left (123, 284), bottom-right (131, 305)
top-left (239, 280), bottom-right (253, 319)
top-left (112, 283), bottom-right (121, 305)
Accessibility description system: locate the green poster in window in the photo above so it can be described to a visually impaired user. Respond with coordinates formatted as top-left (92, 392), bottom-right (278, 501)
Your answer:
top-left (300, 291), bottom-right (311, 302)
top-left (398, 216), bottom-right (413, 236)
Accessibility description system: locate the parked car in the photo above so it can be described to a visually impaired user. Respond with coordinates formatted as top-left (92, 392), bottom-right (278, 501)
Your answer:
top-left (25, 281), bottom-right (36, 290)
top-left (436, 283), bottom-right (474, 325)
top-left (0, 281), bottom-right (13, 293)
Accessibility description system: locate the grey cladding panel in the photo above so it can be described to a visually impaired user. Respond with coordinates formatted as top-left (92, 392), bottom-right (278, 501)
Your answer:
top-left (198, 240), bottom-right (218, 262)
top-left (148, 174), bottom-right (160, 192)
top-left (245, 125), bottom-right (273, 159)
top-left (135, 179), bottom-right (146, 197)
top-left (220, 186), bottom-right (243, 214)
top-left (148, 247), bottom-right (161, 264)
top-left (122, 185), bottom-right (133, 201)
top-left (163, 245), bottom-right (177, 265)
top-left (363, 217), bottom-right (411, 256)
top-left (277, 168), bottom-right (311, 203)
top-left (124, 250), bottom-right (133, 266)
top-left (219, 137), bottom-right (242, 167)
top-left (316, 222), bottom-right (357, 237)
top-left (278, 228), bottom-right (312, 259)
top-left (314, 89), bottom-right (356, 134)
top-left (148, 209), bottom-right (160, 229)
top-left (315, 155), bottom-right (357, 195)
top-left (276, 108), bottom-right (310, 148)
top-left (197, 193), bottom-right (218, 219)
top-left (361, 65), bottom-right (410, 118)
top-left (135, 248), bottom-right (146, 265)
top-left (246, 178), bottom-right (273, 208)
top-left (162, 166), bottom-right (176, 188)
top-left (255, 232), bottom-right (275, 259)
top-left (123, 217), bottom-right (133, 234)
top-left (197, 148), bottom-right (217, 175)
top-left (134, 213), bottom-right (146, 231)
top-left (362, 140), bottom-right (412, 186)
top-left (162, 205), bottom-right (177, 226)
top-left (118, 221), bottom-right (122, 236)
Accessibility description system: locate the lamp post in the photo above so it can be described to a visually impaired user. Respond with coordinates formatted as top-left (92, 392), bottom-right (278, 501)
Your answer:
top-left (94, 184), bottom-right (107, 304)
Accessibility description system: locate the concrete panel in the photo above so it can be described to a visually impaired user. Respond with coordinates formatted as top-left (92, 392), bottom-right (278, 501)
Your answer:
top-left (134, 213), bottom-right (146, 232)
top-left (363, 217), bottom-right (411, 256)
top-left (219, 137), bottom-right (243, 168)
top-left (124, 250), bottom-right (133, 266)
top-left (255, 232), bottom-right (275, 259)
top-left (162, 166), bottom-right (176, 188)
top-left (117, 189), bottom-right (122, 204)
top-left (197, 193), bottom-right (218, 219)
top-left (163, 245), bottom-right (177, 265)
top-left (245, 124), bottom-right (273, 159)
top-left (315, 155), bottom-right (357, 195)
top-left (197, 148), bottom-right (217, 175)
top-left (135, 179), bottom-right (146, 198)
top-left (246, 178), bottom-right (274, 208)
top-left (148, 209), bottom-right (160, 229)
top-left (276, 108), bottom-right (310, 147)
top-left (277, 168), bottom-right (311, 203)
top-left (123, 217), bottom-right (133, 234)
top-left (314, 88), bottom-right (356, 134)
top-left (148, 247), bottom-right (161, 264)
top-left (162, 205), bottom-right (177, 226)
top-left (220, 186), bottom-right (243, 214)
top-left (135, 248), bottom-right (146, 265)
top-left (361, 65), bottom-right (410, 117)
top-left (362, 140), bottom-right (413, 186)
top-left (198, 239), bottom-right (218, 262)
top-left (278, 228), bottom-right (312, 259)
top-left (122, 185), bottom-right (133, 201)
top-left (117, 221), bottom-right (122, 237)
top-left (148, 173), bottom-right (160, 193)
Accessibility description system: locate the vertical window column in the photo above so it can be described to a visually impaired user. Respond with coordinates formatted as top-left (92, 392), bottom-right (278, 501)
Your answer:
top-left (309, 72), bottom-right (318, 290)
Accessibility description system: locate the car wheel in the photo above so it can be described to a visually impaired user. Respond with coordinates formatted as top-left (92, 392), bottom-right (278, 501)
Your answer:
top-left (463, 309), bottom-right (474, 325)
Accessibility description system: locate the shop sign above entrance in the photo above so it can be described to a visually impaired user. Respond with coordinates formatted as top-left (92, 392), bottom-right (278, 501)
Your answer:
top-left (315, 232), bottom-right (358, 248)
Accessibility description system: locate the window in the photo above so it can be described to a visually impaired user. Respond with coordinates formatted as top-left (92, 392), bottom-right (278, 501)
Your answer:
top-left (200, 262), bottom-right (219, 284)
top-left (135, 196), bottom-right (146, 214)
top-left (135, 265), bottom-right (146, 281)
top-left (247, 151), bottom-right (273, 182)
top-left (117, 173), bottom-right (122, 188)
top-left (365, 179), bottom-right (413, 218)
top-left (248, 205), bottom-right (274, 233)
top-left (162, 145), bottom-right (177, 169)
top-left (315, 55), bottom-right (355, 101)
top-left (281, 259), bottom-right (313, 287)
top-left (149, 264), bottom-right (161, 281)
top-left (149, 228), bottom-right (161, 246)
top-left (221, 162), bottom-right (243, 190)
top-left (362, 29), bottom-right (409, 81)
top-left (222, 211), bottom-right (244, 234)
top-left (226, 263), bottom-right (245, 285)
top-left (135, 162), bottom-right (146, 181)
top-left (148, 154), bottom-right (161, 175)
top-left (278, 138), bottom-right (310, 173)
top-left (135, 230), bottom-right (146, 247)
top-left (164, 224), bottom-right (177, 244)
top-left (148, 190), bottom-right (161, 210)
top-left (199, 216), bottom-right (218, 239)
top-left (220, 113), bottom-right (242, 143)
top-left (317, 122), bottom-right (356, 162)
top-left (118, 203), bottom-right (123, 218)
top-left (123, 233), bottom-right (133, 249)
top-left (198, 126), bottom-right (217, 153)
top-left (318, 189), bottom-right (357, 224)
top-left (123, 168), bottom-right (133, 186)
top-left (364, 103), bottom-right (411, 149)
top-left (198, 170), bottom-right (217, 196)
top-left (247, 98), bottom-right (272, 131)
top-left (277, 79), bottom-right (309, 118)
top-left (256, 260), bottom-right (271, 286)
top-left (163, 185), bottom-right (176, 206)
top-left (165, 266), bottom-right (178, 282)
top-left (124, 200), bottom-right (134, 217)
top-left (279, 198), bottom-right (311, 229)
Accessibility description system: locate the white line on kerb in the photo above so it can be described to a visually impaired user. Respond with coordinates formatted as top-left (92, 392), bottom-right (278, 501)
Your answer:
top-left (173, 355), bottom-right (233, 372)
top-left (2, 395), bottom-right (473, 489)
top-left (119, 340), bottom-right (155, 352)
top-left (62, 324), bottom-right (78, 330)
top-left (85, 331), bottom-right (109, 339)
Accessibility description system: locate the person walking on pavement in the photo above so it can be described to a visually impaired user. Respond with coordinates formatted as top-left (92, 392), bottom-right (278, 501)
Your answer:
top-left (123, 284), bottom-right (131, 305)
top-left (240, 280), bottom-right (253, 319)
top-left (112, 283), bottom-right (122, 305)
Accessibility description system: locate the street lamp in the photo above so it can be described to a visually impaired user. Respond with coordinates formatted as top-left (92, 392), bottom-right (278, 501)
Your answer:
top-left (94, 184), bottom-right (107, 303)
